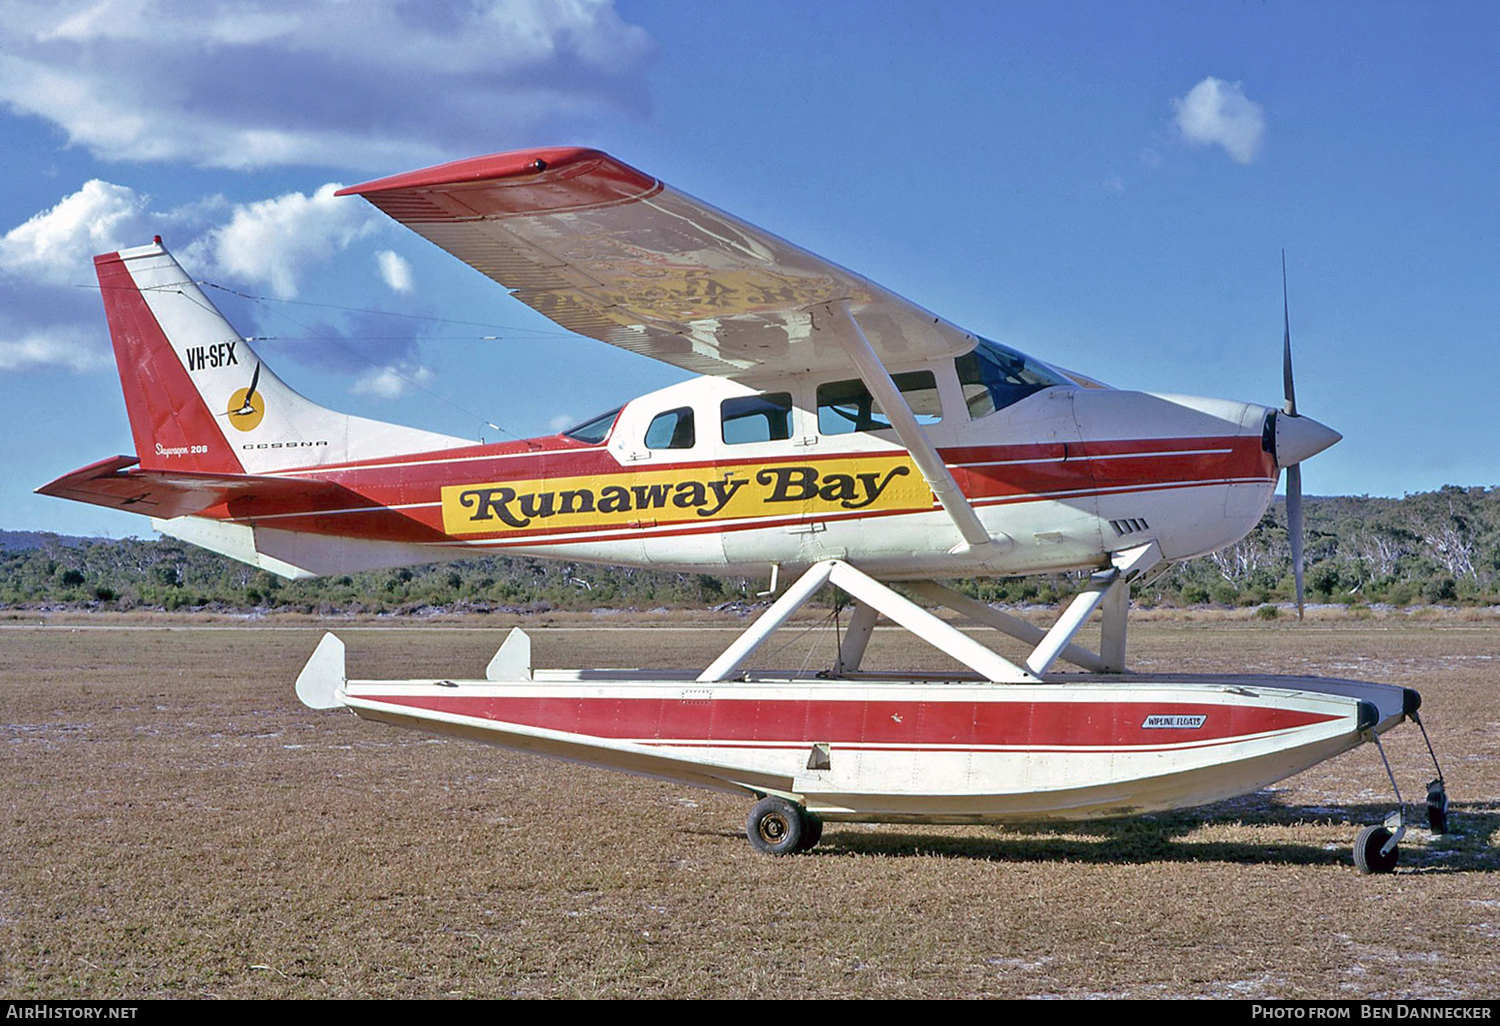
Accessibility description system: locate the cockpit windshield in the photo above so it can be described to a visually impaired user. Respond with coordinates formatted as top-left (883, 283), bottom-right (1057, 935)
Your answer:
top-left (562, 406), bottom-right (622, 444)
top-left (955, 337), bottom-right (1074, 419)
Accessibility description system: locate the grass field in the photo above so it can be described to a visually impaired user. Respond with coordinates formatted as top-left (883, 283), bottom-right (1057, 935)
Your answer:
top-left (1, 614), bottom-right (1497, 999)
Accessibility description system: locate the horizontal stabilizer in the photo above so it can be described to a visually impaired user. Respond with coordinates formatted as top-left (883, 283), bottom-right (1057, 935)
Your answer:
top-left (35, 455), bottom-right (367, 520)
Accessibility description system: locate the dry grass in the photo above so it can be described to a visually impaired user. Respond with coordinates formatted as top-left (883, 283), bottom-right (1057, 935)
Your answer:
top-left (1, 616), bottom-right (1496, 999)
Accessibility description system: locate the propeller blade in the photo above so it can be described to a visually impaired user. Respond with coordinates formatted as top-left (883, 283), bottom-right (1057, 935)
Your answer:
top-left (1281, 251), bottom-right (1297, 417)
top-left (1287, 462), bottom-right (1304, 620)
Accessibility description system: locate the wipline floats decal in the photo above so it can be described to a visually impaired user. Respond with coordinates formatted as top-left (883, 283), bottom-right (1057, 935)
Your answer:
top-left (441, 454), bottom-right (933, 536)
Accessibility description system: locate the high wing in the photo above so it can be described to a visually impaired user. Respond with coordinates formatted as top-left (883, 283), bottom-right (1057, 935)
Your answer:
top-left (337, 147), bottom-right (980, 378)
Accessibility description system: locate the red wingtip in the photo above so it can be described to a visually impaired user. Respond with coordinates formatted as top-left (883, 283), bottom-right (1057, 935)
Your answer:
top-left (335, 146), bottom-right (636, 197)
top-left (335, 147), bottom-right (661, 222)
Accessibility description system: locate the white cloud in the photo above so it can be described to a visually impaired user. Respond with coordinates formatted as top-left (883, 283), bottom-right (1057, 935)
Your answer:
top-left (549, 413), bottom-right (576, 433)
top-left (0, 178), bottom-right (389, 372)
top-left (0, 179), bottom-right (219, 373)
top-left (376, 250), bottom-right (413, 293)
top-left (350, 363), bottom-right (434, 399)
top-left (187, 184), bottom-right (377, 299)
top-left (0, 327), bottom-right (111, 371)
top-left (0, 0), bottom-right (654, 171)
top-left (1172, 77), bottom-right (1266, 164)
top-left (0, 180), bottom-right (148, 284)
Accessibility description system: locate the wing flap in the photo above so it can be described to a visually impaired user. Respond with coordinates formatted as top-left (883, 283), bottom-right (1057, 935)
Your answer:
top-left (339, 147), bottom-right (980, 378)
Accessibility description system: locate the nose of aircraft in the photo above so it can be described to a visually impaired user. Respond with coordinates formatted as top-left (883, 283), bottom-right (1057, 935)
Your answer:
top-left (1273, 411), bottom-right (1342, 468)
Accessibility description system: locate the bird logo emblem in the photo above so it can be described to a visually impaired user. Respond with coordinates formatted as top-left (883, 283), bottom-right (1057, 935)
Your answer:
top-left (226, 362), bottom-right (265, 431)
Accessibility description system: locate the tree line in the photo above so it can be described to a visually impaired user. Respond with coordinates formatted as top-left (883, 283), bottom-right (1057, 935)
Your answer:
top-left (3, 485), bottom-right (1496, 614)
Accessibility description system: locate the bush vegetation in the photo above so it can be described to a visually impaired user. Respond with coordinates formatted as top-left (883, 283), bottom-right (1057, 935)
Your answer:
top-left (4, 486), bottom-right (1496, 613)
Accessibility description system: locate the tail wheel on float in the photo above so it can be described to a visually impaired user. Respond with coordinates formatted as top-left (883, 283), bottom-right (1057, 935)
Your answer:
top-left (746, 796), bottom-right (821, 855)
top-left (1354, 824), bottom-right (1399, 875)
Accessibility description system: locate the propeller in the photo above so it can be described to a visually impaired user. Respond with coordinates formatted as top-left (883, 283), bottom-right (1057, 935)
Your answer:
top-left (1272, 253), bottom-right (1341, 619)
top-left (1281, 254), bottom-right (1305, 619)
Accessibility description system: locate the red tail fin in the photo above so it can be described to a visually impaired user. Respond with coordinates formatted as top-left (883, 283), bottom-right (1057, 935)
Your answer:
top-left (96, 240), bottom-right (470, 476)
top-left (96, 244), bottom-right (245, 474)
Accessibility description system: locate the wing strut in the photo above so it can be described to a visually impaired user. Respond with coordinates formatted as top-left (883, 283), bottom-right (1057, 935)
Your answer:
top-left (817, 301), bottom-right (991, 552)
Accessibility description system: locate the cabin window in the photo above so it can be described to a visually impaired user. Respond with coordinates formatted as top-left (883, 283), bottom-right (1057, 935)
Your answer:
top-left (563, 406), bottom-right (622, 444)
top-left (645, 407), bottom-right (696, 450)
top-left (721, 392), bottom-right (793, 445)
top-left (955, 337), bottom-right (1070, 418)
top-left (816, 371), bottom-right (941, 435)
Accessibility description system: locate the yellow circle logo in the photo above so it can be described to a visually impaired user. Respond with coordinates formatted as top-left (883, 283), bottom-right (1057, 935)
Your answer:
top-left (227, 388), bottom-right (265, 431)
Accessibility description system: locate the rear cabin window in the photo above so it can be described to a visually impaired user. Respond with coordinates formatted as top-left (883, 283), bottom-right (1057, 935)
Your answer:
top-left (645, 407), bottom-right (695, 449)
top-left (721, 392), bottom-right (793, 445)
top-left (563, 406), bottom-right (622, 444)
top-left (955, 338), bottom-right (1071, 419)
top-left (816, 371), bottom-right (941, 435)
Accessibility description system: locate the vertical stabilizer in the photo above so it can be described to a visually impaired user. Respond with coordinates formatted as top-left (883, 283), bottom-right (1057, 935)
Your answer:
top-left (95, 240), bottom-right (469, 475)
top-left (97, 243), bottom-right (245, 474)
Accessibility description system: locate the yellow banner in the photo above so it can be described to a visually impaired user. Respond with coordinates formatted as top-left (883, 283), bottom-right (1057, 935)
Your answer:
top-left (440, 455), bottom-right (931, 535)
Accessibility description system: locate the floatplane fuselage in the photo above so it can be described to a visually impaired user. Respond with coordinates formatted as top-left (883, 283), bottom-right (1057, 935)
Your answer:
top-left (39, 148), bottom-right (1443, 866)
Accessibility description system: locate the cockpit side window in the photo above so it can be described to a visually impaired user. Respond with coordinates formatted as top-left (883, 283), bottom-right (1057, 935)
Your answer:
top-left (955, 338), bottom-right (1071, 419)
top-left (563, 406), bottom-right (623, 444)
top-left (721, 392), bottom-right (793, 445)
top-left (645, 407), bottom-right (696, 450)
top-left (817, 371), bottom-right (941, 435)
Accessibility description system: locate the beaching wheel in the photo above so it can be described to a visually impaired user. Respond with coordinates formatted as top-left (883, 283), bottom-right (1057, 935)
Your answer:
top-left (1354, 825), bottom-right (1398, 875)
top-left (747, 796), bottom-right (805, 856)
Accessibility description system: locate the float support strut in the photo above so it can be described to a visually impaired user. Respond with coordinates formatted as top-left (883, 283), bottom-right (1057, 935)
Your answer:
top-left (699, 560), bottom-right (1037, 683)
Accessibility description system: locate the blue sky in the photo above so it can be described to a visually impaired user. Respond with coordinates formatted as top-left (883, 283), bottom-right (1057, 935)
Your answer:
top-left (2, 1), bottom-right (1496, 538)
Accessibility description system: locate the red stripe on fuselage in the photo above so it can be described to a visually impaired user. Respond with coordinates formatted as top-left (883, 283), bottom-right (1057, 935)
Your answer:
top-left (191, 435), bottom-right (1273, 545)
top-left (362, 694), bottom-right (1339, 748)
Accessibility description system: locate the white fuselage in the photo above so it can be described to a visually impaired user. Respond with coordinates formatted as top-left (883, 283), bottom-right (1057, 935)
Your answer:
top-left (155, 369), bottom-right (1283, 582)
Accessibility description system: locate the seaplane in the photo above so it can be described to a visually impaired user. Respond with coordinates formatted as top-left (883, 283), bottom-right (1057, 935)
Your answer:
top-left (39, 146), bottom-right (1448, 870)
